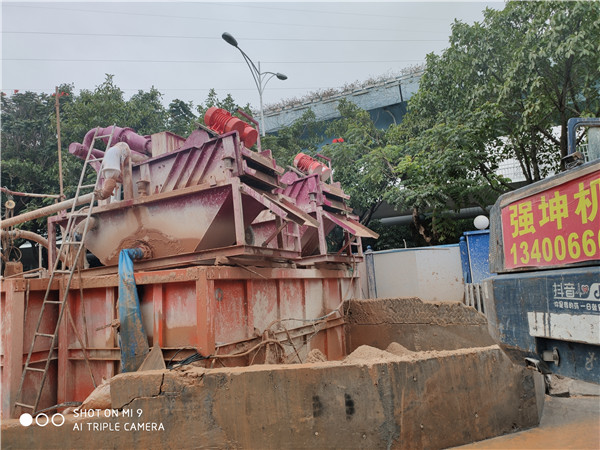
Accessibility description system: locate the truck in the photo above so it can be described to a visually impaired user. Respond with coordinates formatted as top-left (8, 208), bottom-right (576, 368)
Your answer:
top-left (485, 117), bottom-right (600, 384)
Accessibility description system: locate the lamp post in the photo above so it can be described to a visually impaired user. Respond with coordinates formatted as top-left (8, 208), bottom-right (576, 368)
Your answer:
top-left (222, 32), bottom-right (287, 136)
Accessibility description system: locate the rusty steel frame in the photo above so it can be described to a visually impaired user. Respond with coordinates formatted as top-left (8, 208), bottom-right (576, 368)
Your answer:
top-left (2, 265), bottom-right (355, 418)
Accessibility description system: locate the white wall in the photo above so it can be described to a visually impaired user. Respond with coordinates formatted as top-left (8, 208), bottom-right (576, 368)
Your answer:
top-left (367, 245), bottom-right (464, 302)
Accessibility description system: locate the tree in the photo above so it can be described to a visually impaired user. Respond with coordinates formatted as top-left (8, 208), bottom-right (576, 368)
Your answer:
top-left (61, 74), bottom-right (128, 148)
top-left (321, 100), bottom-right (393, 225)
top-left (383, 0), bottom-right (600, 243)
top-left (403, 1), bottom-right (599, 183)
top-left (126, 87), bottom-right (168, 135)
top-left (167, 99), bottom-right (197, 137)
top-left (1, 89), bottom-right (68, 233)
top-left (196, 88), bottom-right (253, 122)
top-left (262, 109), bottom-right (325, 168)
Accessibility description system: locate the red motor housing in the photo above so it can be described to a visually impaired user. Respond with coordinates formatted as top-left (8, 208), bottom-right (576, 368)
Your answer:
top-left (293, 153), bottom-right (332, 181)
top-left (204, 107), bottom-right (258, 148)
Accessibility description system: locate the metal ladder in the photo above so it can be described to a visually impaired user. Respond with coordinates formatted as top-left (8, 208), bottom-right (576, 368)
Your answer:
top-left (13, 126), bottom-right (115, 416)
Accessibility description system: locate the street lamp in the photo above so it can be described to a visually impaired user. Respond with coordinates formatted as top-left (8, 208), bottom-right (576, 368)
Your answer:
top-left (222, 32), bottom-right (287, 136)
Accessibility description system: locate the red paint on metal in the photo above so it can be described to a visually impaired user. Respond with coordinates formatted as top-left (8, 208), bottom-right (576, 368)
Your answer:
top-left (293, 153), bottom-right (332, 181)
top-left (204, 107), bottom-right (258, 148)
top-left (1, 266), bottom-right (351, 417)
top-left (1, 280), bottom-right (59, 418)
top-left (501, 171), bottom-right (600, 269)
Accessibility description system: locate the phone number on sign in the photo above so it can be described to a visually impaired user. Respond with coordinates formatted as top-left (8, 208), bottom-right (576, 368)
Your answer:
top-left (509, 229), bottom-right (600, 266)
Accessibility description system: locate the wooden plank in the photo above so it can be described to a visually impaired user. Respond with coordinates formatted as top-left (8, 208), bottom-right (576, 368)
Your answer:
top-left (57, 280), bottom-right (69, 405)
top-left (231, 179), bottom-right (247, 246)
top-left (137, 344), bottom-right (166, 371)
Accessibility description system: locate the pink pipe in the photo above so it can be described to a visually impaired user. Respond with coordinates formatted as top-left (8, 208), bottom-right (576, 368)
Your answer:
top-left (68, 125), bottom-right (153, 160)
top-left (69, 144), bottom-right (147, 163)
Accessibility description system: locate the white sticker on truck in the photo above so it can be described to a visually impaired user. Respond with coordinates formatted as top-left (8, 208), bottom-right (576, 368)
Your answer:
top-left (527, 311), bottom-right (600, 345)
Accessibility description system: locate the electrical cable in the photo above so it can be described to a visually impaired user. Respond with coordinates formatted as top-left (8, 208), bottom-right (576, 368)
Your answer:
top-left (167, 349), bottom-right (211, 370)
top-left (4, 4), bottom-right (451, 33)
top-left (4, 58), bottom-right (425, 64)
top-left (2, 31), bottom-right (448, 42)
top-left (36, 401), bottom-right (82, 415)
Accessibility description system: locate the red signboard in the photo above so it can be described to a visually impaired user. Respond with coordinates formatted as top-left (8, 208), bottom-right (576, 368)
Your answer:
top-left (501, 171), bottom-right (600, 269)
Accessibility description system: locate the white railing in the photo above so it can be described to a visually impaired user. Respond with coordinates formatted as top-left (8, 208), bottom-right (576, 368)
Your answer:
top-left (464, 283), bottom-right (485, 314)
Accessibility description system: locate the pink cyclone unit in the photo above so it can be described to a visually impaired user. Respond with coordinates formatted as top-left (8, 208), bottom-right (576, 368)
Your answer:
top-left (68, 126), bottom-right (152, 163)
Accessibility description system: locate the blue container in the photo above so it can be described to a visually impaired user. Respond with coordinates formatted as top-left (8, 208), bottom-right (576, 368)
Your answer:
top-left (461, 230), bottom-right (492, 284)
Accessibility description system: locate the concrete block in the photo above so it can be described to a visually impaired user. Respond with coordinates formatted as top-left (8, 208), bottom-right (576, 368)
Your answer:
top-left (1, 346), bottom-right (541, 449)
top-left (110, 370), bottom-right (164, 410)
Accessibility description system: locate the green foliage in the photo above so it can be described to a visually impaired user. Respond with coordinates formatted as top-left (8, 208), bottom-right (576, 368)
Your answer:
top-left (262, 109), bottom-right (325, 167)
top-left (196, 89), bottom-right (240, 117)
top-left (320, 100), bottom-right (393, 224)
top-left (61, 75), bottom-right (127, 147)
top-left (1, 90), bottom-right (66, 233)
top-left (383, 0), bottom-right (600, 244)
top-left (167, 99), bottom-right (196, 137)
top-left (127, 87), bottom-right (168, 135)
top-left (404, 1), bottom-right (599, 180)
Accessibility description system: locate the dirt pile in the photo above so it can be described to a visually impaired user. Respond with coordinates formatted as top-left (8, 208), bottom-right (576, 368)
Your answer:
top-left (343, 345), bottom-right (397, 364)
top-left (305, 349), bottom-right (327, 363)
top-left (344, 297), bottom-right (495, 354)
top-left (77, 380), bottom-right (111, 410)
top-left (344, 297), bottom-right (487, 326)
top-left (385, 342), bottom-right (413, 356)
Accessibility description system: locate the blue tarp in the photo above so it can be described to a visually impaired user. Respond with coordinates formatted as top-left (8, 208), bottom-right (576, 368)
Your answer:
top-left (118, 248), bottom-right (149, 372)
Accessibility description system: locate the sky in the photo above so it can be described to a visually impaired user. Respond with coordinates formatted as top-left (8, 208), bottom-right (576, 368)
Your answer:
top-left (1, 1), bottom-right (504, 111)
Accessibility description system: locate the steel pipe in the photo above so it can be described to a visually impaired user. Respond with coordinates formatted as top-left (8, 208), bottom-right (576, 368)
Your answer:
top-left (1, 229), bottom-right (50, 249)
top-left (1, 229), bottom-right (68, 264)
top-left (1, 193), bottom-right (94, 229)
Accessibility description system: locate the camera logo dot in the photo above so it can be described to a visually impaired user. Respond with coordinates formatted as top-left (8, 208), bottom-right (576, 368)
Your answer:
top-left (36, 414), bottom-right (49, 427)
top-left (19, 413), bottom-right (33, 427)
top-left (19, 412), bottom-right (65, 427)
top-left (52, 413), bottom-right (65, 427)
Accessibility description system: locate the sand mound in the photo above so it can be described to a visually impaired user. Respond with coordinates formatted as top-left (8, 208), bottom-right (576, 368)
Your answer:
top-left (385, 342), bottom-right (414, 356)
top-left (343, 345), bottom-right (397, 364)
top-left (305, 349), bottom-right (327, 363)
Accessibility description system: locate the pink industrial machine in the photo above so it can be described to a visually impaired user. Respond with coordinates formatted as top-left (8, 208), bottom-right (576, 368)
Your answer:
top-left (2, 108), bottom-right (378, 418)
top-left (63, 108), bottom-right (378, 269)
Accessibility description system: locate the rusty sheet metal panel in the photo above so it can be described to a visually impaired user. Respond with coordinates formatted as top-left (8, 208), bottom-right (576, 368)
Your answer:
top-left (60, 284), bottom-right (117, 405)
top-left (150, 131), bottom-right (186, 158)
top-left (2, 266), bottom-right (356, 416)
top-left (1, 279), bottom-right (59, 419)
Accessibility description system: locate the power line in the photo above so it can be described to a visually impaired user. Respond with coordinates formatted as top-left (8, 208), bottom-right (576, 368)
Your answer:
top-left (4, 58), bottom-right (425, 64)
top-left (4, 4), bottom-right (452, 34)
top-left (227, 3), bottom-right (452, 22)
top-left (2, 30), bottom-right (448, 42)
